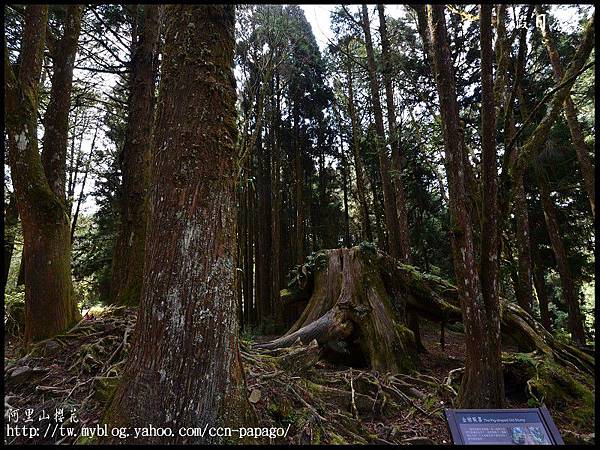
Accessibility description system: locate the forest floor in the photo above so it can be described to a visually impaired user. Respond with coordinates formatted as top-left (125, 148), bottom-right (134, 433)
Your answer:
top-left (3, 306), bottom-right (595, 445)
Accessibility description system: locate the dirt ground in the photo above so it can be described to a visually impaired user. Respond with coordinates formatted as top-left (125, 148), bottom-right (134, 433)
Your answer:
top-left (3, 309), bottom-right (595, 445)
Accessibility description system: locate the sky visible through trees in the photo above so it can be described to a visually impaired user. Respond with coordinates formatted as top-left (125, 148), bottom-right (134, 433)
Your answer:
top-left (29, 4), bottom-right (588, 216)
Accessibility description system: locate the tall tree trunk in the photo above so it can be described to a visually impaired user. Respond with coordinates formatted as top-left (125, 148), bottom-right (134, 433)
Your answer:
top-left (293, 103), bottom-right (306, 265)
top-left (256, 121), bottom-right (273, 324)
top-left (360, 5), bottom-right (402, 259)
top-left (247, 171), bottom-right (256, 327)
top-left (271, 73), bottom-right (283, 323)
top-left (340, 140), bottom-right (351, 247)
top-left (103, 6), bottom-right (253, 442)
top-left (41, 5), bottom-right (84, 201)
top-left (3, 191), bottom-right (19, 293)
top-left (532, 246), bottom-right (553, 332)
top-left (377, 4), bottom-right (411, 263)
top-left (369, 166), bottom-right (387, 249)
top-left (345, 54), bottom-right (372, 242)
top-left (384, 3), bottom-right (418, 352)
top-left (538, 6), bottom-right (595, 217)
top-left (536, 170), bottom-right (586, 346)
top-left (504, 15), bottom-right (538, 318)
top-left (5, 5), bottom-right (80, 345)
top-left (235, 186), bottom-right (244, 330)
top-left (110, 5), bottom-right (160, 306)
top-left (427, 4), bottom-right (504, 408)
top-left (70, 127), bottom-right (98, 242)
top-left (478, 5), bottom-right (504, 365)
top-left (513, 173), bottom-right (534, 314)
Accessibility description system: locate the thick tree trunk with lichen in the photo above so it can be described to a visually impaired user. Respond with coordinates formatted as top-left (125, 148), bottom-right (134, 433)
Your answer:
top-left (102, 6), bottom-right (253, 443)
top-left (110, 5), bottom-right (160, 306)
top-left (5, 5), bottom-right (80, 346)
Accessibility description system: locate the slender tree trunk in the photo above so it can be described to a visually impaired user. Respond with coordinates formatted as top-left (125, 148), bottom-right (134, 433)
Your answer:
top-left (241, 171), bottom-right (251, 329)
top-left (340, 140), bottom-right (351, 247)
top-left (41, 5), bottom-right (84, 201)
top-left (513, 173), bottom-right (534, 314)
top-left (5, 5), bottom-right (80, 345)
top-left (377, 3), bottom-right (418, 352)
top-left (538, 6), bottom-right (595, 217)
top-left (345, 55), bottom-right (372, 242)
top-left (532, 247), bottom-right (553, 332)
top-left (503, 17), bottom-right (537, 318)
top-left (257, 118), bottom-right (273, 324)
top-left (70, 130), bottom-right (96, 242)
top-left (536, 171), bottom-right (586, 346)
top-left (479, 3), bottom-right (499, 315)
top-left (235, 187), bottom-right (244, 330)
top-left (253, 135), bottom-right (262, 327)
top-left (271, 73), bottom-right (283, 323)
top-left (110, 5), bottom-right (160, 306)
top-left (369, 168), bottom-right (387, 249)
top-left (360, 5), bottom-right (402, 259)
top-left (66, 109), bottom-right (80, 209)
top-left (3, 191), bottom-right (19, 293)
top-left (293, 103), bottom-right (306, 265)
top-left (427, 4), bottom-right (504, 408)
top-left (103, 6), bottom-right (253, 441)
top-left (247, 172), bottom-right (256, 327)
top-left (378, 4), bottom-right (411, 262)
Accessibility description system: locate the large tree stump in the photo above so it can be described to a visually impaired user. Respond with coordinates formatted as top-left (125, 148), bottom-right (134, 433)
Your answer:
top-left (259, 245), bottom-right (594, 380)
top-left (257, 246), bottom-right (416, 373)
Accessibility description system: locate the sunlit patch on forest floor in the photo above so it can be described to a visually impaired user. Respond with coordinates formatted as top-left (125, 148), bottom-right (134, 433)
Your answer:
top-left (4, 308), bottom-right (595, 445)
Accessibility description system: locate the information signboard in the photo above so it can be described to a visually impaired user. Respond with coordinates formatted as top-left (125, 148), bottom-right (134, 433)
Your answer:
top-left (445, 407), bottom-right (564, 445)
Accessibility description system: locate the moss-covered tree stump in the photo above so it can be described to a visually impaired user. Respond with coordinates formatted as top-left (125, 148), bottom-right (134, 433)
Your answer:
top-left (259, 245), bottom-right (594, 384)
top-left (257, 246), bottom-right (416, 373)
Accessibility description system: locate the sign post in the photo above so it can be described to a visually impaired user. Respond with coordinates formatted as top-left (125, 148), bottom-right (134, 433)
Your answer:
top-left (445, 407), bottom-right (564, 445)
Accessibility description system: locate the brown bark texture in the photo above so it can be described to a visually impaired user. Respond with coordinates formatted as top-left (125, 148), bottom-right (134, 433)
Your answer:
top-left (5, 5), bottom-right (79, 345)
top-left (427, 5), bottom-right (504, 408)
top-left (513, 174), bottom-right (534, 314)
top-left (110, 5), bottom-right (160, 306)
top-left (41, 5), bottom-right (84, 201)
top-left (536, 171), bottom-right (586, 346)
top-left (102, 6), bottom-right (253, 443)
top-left (377, 4), bottom-right (411, 263)
top-left (345, 52), bottom-right (373, 242)
top-left (360, 5), bottom-right (402, 259)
